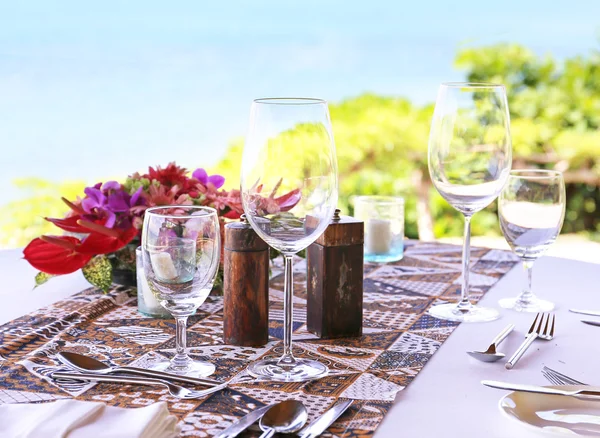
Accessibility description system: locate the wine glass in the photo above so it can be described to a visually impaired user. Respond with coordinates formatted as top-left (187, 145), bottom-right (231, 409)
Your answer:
top-left (498, 170), bottom-right (566, 312)
top-left (241, 98), bottom-right (338, 381)
top-left (141, 206), bottom-right (221, 377)
top-left (428, 82), bottom-right (512, 322)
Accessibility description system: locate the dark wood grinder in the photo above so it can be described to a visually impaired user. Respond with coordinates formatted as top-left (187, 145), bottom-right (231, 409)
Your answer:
top-left (306, 209), bottom-right (364, 338)
top-left (223, 215), bottom-right (270, 346)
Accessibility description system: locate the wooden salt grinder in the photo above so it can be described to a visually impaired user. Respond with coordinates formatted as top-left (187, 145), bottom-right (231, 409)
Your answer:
top-left (223, 215), bottom-right (270, 347)
top-left (307, 209), bottom-right (364, 338)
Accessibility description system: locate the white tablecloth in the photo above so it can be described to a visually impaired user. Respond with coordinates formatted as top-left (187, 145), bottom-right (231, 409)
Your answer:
top-left (2, 248), bottom-right (599, 437)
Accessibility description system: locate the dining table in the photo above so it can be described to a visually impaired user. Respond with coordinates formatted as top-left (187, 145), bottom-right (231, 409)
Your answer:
top-left (1, 243), bottom-right (599, 437)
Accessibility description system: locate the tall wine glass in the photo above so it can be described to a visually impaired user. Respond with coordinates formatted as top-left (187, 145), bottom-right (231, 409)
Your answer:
top-left (241, 98), bottom-right (338, 381)
top-left (428, 83), bottom-right (512, 322)
top-left (142, 206), bottom-right (221, 377)
top-left (498, 170), bottom-right (566, 312)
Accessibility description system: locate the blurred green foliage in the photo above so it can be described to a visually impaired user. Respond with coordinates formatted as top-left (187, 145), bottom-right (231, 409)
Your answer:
top-left (1, 43), bottom-right (598, 248)
top-left (1, 178), bottom-right (86, 248)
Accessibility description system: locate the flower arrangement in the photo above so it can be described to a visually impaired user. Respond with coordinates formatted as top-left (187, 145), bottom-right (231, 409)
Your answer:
top-left (23, 162), bottom-right (299, 292)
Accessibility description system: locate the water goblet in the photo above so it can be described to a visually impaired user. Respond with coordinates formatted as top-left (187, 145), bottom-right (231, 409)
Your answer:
top-left (498, 169), bottom-right (566, 312)
top-left (142, 206), bottom-right (221, 377)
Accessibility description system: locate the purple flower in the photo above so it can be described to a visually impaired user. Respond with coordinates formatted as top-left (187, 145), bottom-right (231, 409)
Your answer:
top-left (102, 181), bottom-right (121, 191)
top-left (82, 187), bottom-right (106, 214)
top-left (80, 183), bottom-right (145, 229)
top-left (193, 168), bottom-right (225, 189)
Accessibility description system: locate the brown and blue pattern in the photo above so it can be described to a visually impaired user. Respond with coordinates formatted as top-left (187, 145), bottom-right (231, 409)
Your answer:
top-left (0, 241), bottom-right (518, 437)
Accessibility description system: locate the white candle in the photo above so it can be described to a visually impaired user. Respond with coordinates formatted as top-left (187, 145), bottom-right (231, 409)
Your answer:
top-left (365, 218), bottom-right (392, 254)
top-left (140, 271), bottom-right (162, 311)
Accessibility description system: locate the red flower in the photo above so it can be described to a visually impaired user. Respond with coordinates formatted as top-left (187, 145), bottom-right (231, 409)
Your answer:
top-left (23, 236), bottom-right (93, 275)
top-left (23, 222), bottom-right (138, 275)
top-left (143, 162), bottom-right (191, 189)
top-left (145, 184), bottom-right (194, 207)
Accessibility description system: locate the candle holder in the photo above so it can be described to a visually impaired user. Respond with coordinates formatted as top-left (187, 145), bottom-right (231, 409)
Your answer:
top-left (354, 196), bottom-right (404, 263)
top-left (136, 246), bottom-right (171, 318)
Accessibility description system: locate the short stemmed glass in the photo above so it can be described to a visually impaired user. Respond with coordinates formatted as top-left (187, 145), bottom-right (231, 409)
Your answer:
top-left (142, 206), bottom-right (221, 377)
top-left (498, 170), bottom-right (566, 312)
top-left (428, 83), bottom-right (512, 322)
top-left (241, 98), bottom-right (338, 381)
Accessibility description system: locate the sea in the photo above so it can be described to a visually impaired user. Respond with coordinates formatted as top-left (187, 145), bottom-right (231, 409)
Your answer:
top-left (1, 0), bottom-right (599, 206)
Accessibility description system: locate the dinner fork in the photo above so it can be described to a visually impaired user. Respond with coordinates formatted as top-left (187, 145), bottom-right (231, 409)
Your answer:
top-left (542, 366), bottom-right (586, 386)
top-left (51, 371), bottom-right (228, 399)
top-left (505, 313), bottom-right (555, 370)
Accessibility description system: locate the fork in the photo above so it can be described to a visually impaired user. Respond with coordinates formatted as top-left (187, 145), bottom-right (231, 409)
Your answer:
top-left (542, 366), bottom-right (586, 386)
top-left (51, 371), bottom-right (228, 399)
top-left (505, 313), bottom-right (555, 370)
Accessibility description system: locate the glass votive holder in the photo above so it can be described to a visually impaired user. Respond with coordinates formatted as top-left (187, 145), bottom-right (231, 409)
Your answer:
top-left (136, 246), bottom-right (170, 318)
top-left (354, 196), bottom-right (405, 263)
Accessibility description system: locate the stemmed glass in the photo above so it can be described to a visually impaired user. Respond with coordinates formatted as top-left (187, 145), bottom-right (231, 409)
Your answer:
top-left (428, 83), bottom-right (512, 322)
top-left (241, 98), bottom-right (338, 381)
top-left (142, 206), bottom-right (221, 377)
top-left (498, 170), bottom-right (566, 312)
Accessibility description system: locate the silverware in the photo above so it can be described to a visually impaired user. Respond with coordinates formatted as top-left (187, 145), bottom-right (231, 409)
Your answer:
top-left (215, 404), bottom-right (274, 438)
top-left (582, 320), bottom-right (600, 327)
top-left (467, 324), bottom-right (514, 362)
top-left (57, 351), bottom-right (220, 387)
top-left (569, 309), bottom-right (600, 317)
top-left (299, 400), bottom-right (353, 438)
top-left (51, 371), bottom-right (227, 400)
top-left (542, 366), bottom-right (586, 386)
top-left (481, 380), bottom-right (600, 401)
top-left (258, 400), bottom-right (308, 438)
top-left (505, 313), bottom-right (555, 370)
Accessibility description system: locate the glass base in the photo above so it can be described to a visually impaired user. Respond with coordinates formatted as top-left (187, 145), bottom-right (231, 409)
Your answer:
top-left (499, 296), bottom-right (555, 313)
top-left (364, 246), bottom-right (404, 263)
top-left (247, 358), bottom-right (328, 382)
top-left (428, 303), bottom-right (500, 323)
top-left (150, 358), bottom-right (215, 378)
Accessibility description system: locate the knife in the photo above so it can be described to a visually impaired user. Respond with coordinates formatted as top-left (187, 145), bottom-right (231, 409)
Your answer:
top-left (582, 320), bottom-right (600, 327)
top-left (569, 309), bottom-right (600, 317)
top-left (214, 404), bottom-right (273, 438)
top-left (299, 400), bottom-right (353, 438)
top-left (481, 380), bottom-right (600, 401)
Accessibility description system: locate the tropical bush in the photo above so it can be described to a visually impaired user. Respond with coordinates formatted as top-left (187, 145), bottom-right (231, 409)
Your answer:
top-left (2, 43), bottom-right (598, 248)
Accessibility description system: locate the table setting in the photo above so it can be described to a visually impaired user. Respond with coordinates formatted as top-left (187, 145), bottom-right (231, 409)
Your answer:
top-left (0, 84), bottom-right (599, 437)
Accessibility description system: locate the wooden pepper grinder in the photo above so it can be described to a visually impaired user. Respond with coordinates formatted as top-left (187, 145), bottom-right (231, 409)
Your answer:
top-left (223, 214), bottom-right (270, 346)
top-left (306, 209), bottom-right (364, 338)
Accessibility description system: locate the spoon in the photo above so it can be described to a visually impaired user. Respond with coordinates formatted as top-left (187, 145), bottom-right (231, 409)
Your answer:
top-left (466, 324), bottom-right (514, 362)
top-left (258, 400), bottom-right (308, 438)
top-left (57, 351), bottom-right (220, 387)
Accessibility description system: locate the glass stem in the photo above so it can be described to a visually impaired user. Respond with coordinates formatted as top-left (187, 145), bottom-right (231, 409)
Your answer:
top-left (172, 316), bottom-right (191, 369)
top-left (278, 255), bottom-right (296, 367)
top-left (518, 260), bottom-right (535, 304)
top-left (457, 215), bottom-right (472, 311)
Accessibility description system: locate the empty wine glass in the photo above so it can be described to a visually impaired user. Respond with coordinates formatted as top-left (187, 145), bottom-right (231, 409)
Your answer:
top-left (498, 170), bottom-right (566, 312)
top-left (142, 206), bottom-right (221, 377)
top-left (428, 82), bottom-right (512, 322)
top-left (241, 98), bottom-right (338, 381)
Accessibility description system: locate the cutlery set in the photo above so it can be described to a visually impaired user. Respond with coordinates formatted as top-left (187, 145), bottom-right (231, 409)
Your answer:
top-left (51, 350), bottom-right (351, 437)
top-left (467, 313), bottom-right (555, 369)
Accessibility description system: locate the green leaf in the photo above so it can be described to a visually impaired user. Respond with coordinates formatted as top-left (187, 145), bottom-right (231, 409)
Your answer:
top-left (34, 271), bottom-right (56, 288)
top-left (82, 255), bottom-right (113, 293)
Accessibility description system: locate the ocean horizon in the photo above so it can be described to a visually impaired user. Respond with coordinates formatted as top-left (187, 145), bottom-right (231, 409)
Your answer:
top-left (2, 0), bottom-right (599, 206)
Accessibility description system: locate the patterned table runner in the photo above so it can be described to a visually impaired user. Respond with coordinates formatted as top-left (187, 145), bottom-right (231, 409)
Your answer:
top-left (0, 241), bottom-right (518, 437)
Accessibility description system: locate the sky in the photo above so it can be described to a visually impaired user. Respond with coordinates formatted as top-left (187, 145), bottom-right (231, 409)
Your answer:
top-left (1, 0), bottom-right (599, 205)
